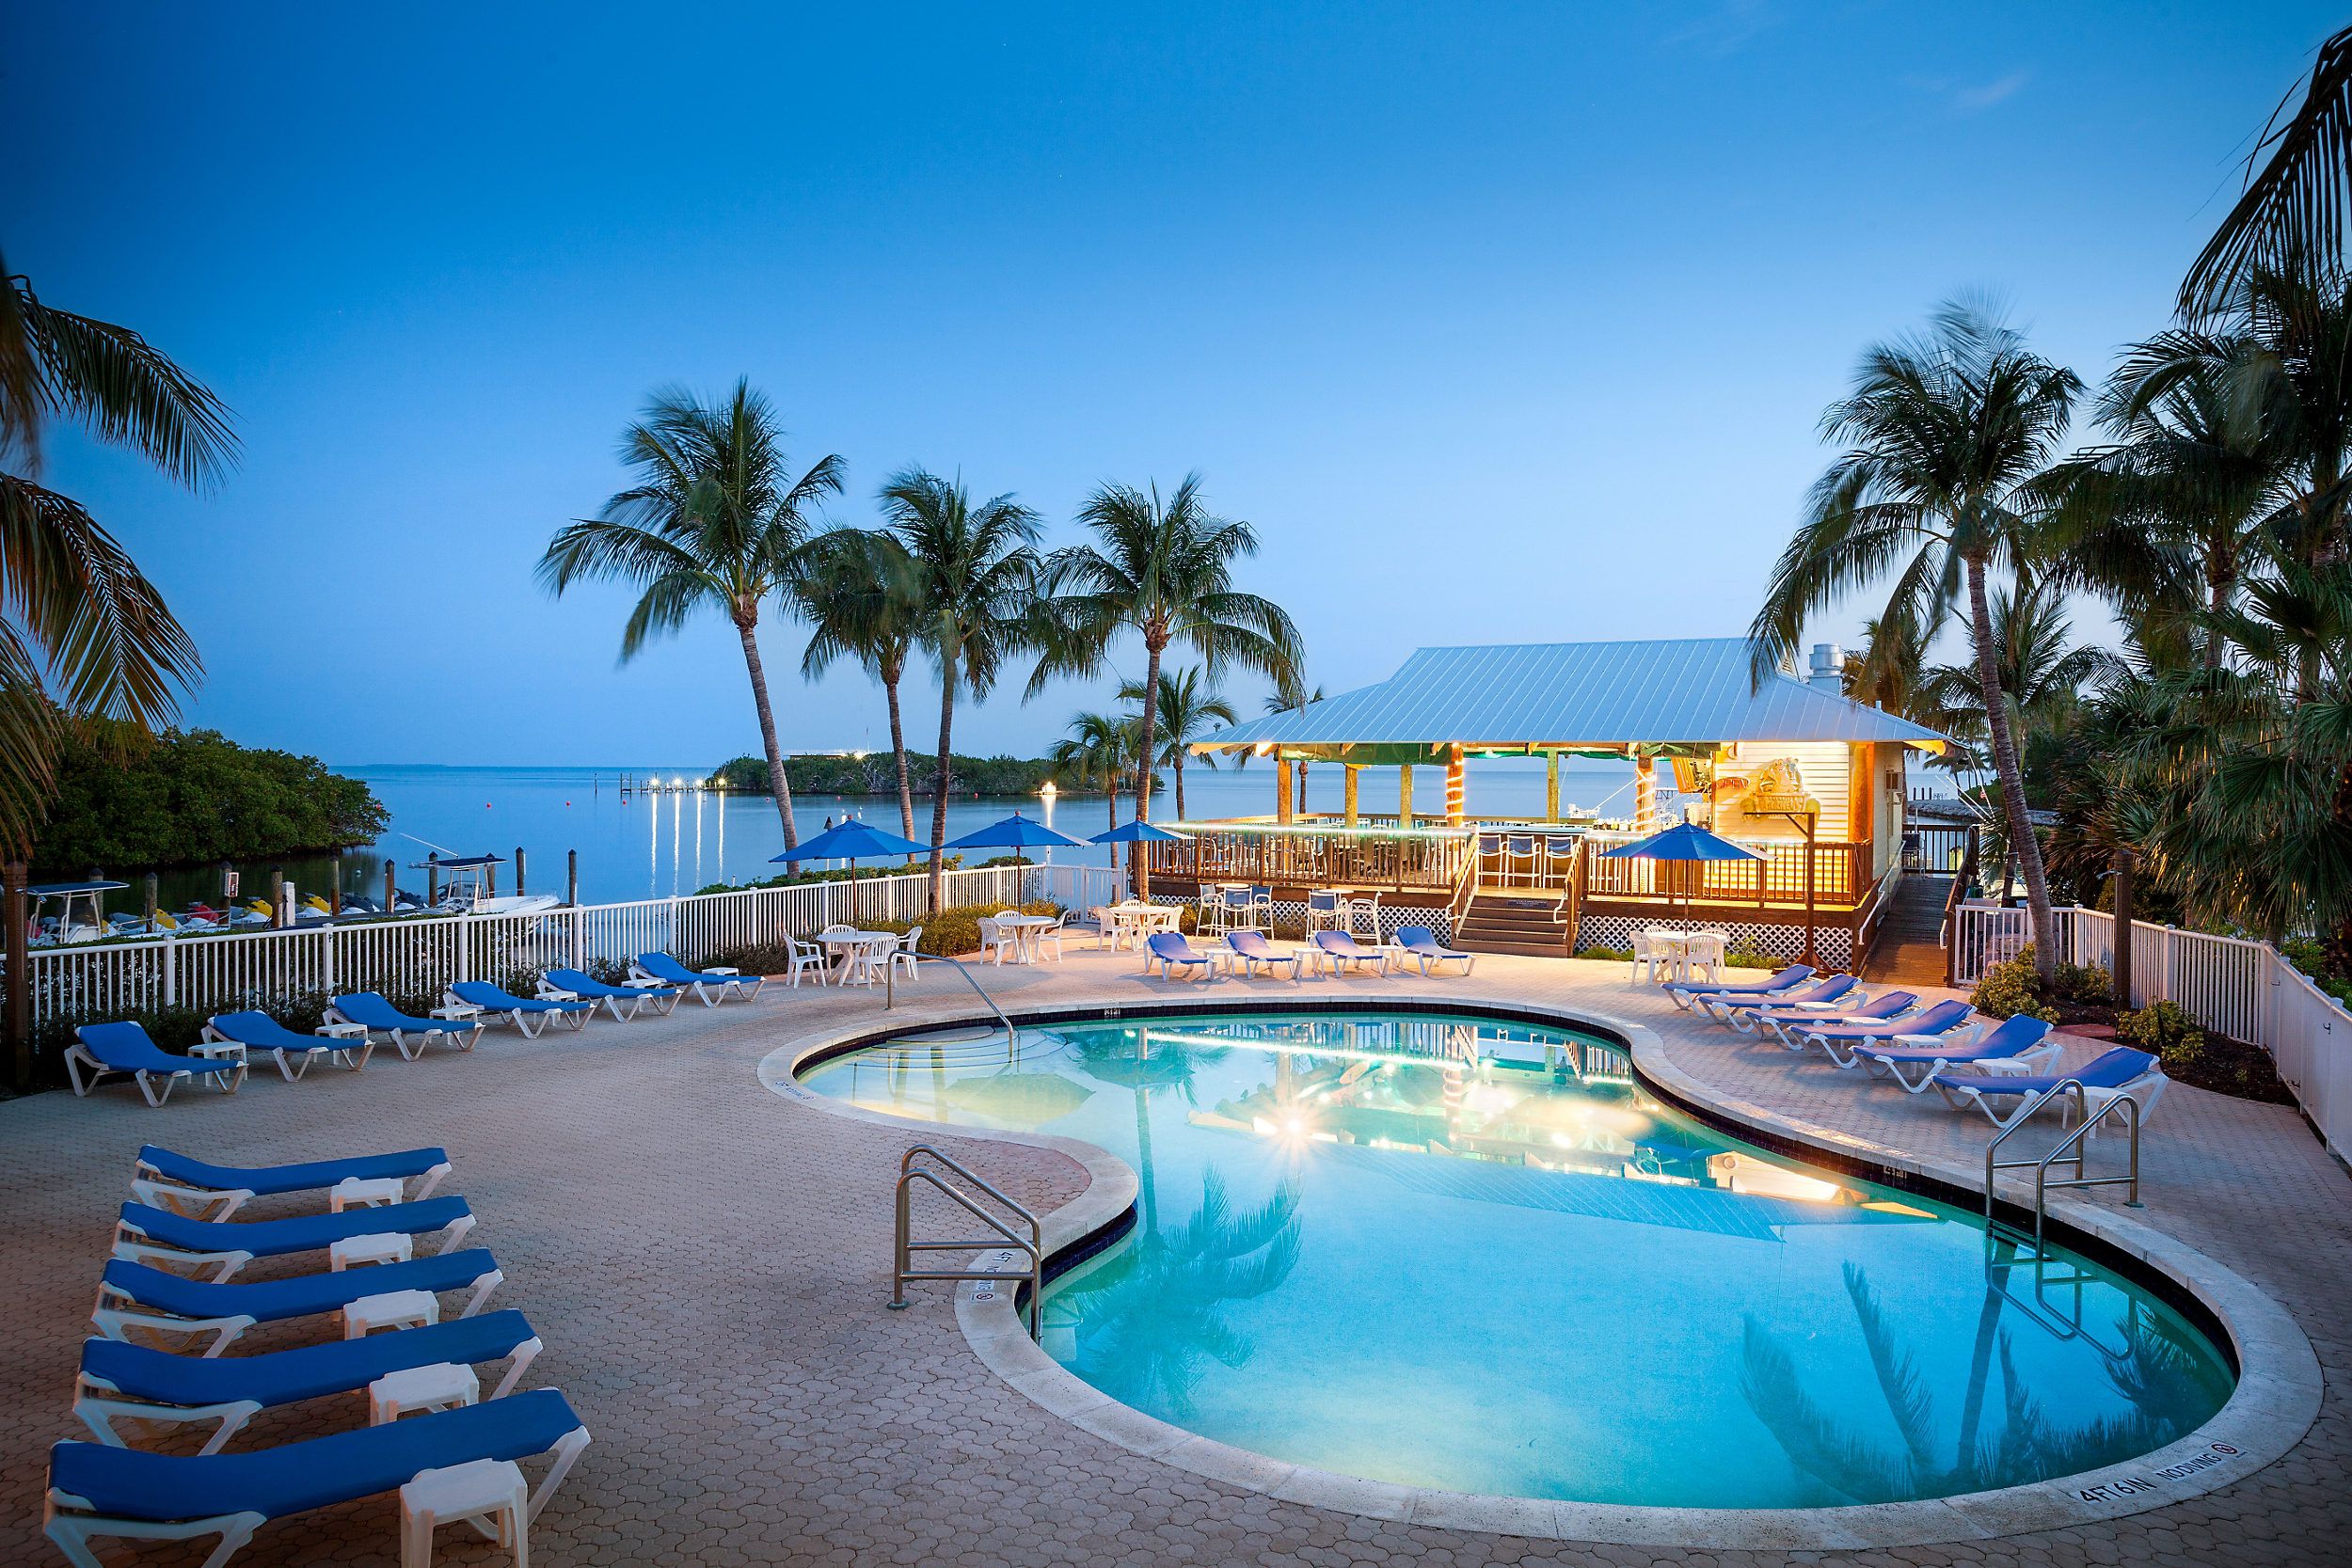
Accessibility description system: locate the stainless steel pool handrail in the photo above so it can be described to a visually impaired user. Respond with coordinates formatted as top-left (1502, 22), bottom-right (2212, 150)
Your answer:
top-left (1983, 1079), bottom-right (2144, 1248)
top-left (890, 1145), bottom-right (1042, 1338)
top-left (910, 956), bottom-right (1017, 1054)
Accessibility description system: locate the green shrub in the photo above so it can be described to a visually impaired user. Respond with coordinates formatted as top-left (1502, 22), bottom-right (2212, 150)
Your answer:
top-left (1969, 949), bottom-right (2060, 1022)
top-left (2118, 999), bottom-right (2206, 1069)
top-left (1576, 945), bottom-right (1634, 962)
top-left (2052, 961), bottom-right (2113, 1005)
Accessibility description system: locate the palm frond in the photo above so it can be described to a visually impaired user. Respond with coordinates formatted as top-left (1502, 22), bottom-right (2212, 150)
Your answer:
top-left (8, 275), bottom-right (237, 489)
top-left (2184, 27), bottom-right (2352, 313)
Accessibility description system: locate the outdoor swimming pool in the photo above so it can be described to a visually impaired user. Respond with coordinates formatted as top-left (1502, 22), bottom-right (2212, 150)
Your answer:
top-left (800, 1010), bottom-right (2233, 1511)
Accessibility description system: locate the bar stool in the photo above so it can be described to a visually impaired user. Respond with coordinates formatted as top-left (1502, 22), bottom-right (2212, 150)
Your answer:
top-left (1476, 833), bottom-right (1502, 885)
top-left (1307, 890), bottom-right (1345, 934)
top-left (1504, 834), bottom-right (1538, 887)
top-left (1543, 835), bottom-right (1579, 890)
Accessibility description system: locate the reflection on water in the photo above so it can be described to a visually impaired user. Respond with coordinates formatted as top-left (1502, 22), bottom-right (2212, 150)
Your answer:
top-left (802, 1012), bottom-right (2233, 1510)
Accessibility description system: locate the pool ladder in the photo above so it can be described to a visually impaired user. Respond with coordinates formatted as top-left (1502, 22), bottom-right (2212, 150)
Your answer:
top-left (1982, 1079), bottom-right (2144, 1249)
top-left (890, 1145), bottom-right (1043, 1338)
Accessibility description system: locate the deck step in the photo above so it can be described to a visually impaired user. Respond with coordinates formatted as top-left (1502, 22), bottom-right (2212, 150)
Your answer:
top-left (1454, 893), bottom-right (1575, 957)
top-left (1864, 875), bottom-right (1955, 982)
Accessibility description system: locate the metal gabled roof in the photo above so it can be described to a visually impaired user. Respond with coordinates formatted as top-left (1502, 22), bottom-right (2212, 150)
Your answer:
top-left (1195, 639), bottom-right (1949, 752)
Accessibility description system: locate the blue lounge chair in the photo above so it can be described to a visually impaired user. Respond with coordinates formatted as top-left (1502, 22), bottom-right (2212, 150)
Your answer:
top-left (1713, 974), bottom-right (1861, 1030)
top-left (92, 1249), bottom-right (506, 1356)
top-left (1791, 998), bottom-right (1975, 1062)
top-left (113, 1196), bottom-right (477, 1281)
top-left (629, 951), bottom-right (762, 1005)
top-left (64, 1023), bottom-right (246, 1107)
top-left (1221, 929), bottom-right (1303, 979)
top-left (445, 981), bottom-right (591, 1038)
top-left (1753, 990), bottom-right (1918, 1049)
top-left (74, 1308), bottom-right (543, 1452)
top-left (133, 1143), bottom-right (453, 1220)
top-left (1146, 930), bottom-right (1217, 981)
top-left (203, 1011), bottom-right (373, 1081)
top-left (1666, 962), bottom-right (1814, 1011)
top-left (44, 1386), bottom-right (590, 1568)
top-left (1312, 930), bottom-right (1393, 977)
top-left (1933, 1046), bottom-right (2169, 1131)
top-left (1851, 1013), bottom-right (2062, 1091)
top-left (538, 966), bottom-right (680, 1021)
top-left (1391, 926), bottom-right (1474, 976)
top-left (324, 991), bottom-right (482, 1060)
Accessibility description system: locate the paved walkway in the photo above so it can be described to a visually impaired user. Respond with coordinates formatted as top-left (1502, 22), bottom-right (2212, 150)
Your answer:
top-left (3, 950), bottom-right (2346, 1566)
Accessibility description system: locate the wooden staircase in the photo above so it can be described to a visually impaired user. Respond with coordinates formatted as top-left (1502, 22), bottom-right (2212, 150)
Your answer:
top-left (1453, 890), bottom-right (1575, 958)
top-left (1865, 873), bottom-right (1953, 986)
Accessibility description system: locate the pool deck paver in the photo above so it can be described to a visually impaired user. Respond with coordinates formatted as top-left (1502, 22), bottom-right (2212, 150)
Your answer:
top-left (3, 949), bottom-right (2347, 1567)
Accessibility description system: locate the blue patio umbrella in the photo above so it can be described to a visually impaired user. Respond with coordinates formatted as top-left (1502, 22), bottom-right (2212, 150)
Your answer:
top-left (1089, 819), bottom-right (1187, 845)
top-left (771, 817), bottom-right (930, 865)
top-left (1601, 822), bottom-right (1765, 930)
top-left (943, 811), bottom-right (1088, 868)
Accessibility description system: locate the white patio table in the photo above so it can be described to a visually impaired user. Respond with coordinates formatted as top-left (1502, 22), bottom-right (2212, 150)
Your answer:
top-left (819, 929), bottom-right (899, 986)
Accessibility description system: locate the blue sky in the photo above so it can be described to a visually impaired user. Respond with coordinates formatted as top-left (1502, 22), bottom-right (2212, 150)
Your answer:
top-left (9, 2), bottom-right (2340, 766)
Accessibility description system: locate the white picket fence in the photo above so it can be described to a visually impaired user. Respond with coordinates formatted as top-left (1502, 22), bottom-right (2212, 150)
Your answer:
top-left (23, 863), bottom-right (1123, 1029)
top-left (1951, 902), bottom-right (2352, 1159)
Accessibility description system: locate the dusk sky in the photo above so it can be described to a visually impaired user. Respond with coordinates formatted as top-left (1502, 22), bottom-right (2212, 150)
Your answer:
top-left (10, 3), bottom-right (2340, 767)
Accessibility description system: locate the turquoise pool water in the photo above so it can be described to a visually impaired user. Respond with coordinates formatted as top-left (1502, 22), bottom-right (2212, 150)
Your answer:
top-left (801, 1010), bottom-right (2233, 1510)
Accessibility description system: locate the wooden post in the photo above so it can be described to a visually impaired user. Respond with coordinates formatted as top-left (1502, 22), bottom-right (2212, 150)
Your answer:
top-left (1275, 759), bottom-right (1295, 824)
top-left (567, 849), bottom-right (580, 906)
top-left (515, 847), bottom-right (527, 897)
top-left (485, 859), bottom-right (498, 898)
top-left (1397, 766), bottom-right (1415, 829)
top-left (144, 872), bottom-right (160, 931)
top-left (1343, 765), bottom-right (1359, 826)
top-left (269, 866), bottom-right (286, 928)
top-left (2112, 846), bottom-right (2136, 1008)
top-left (329, 852), bottom-right (343, 915)
top-left (1634, 762), bottom-right (1656, 832)
top-left (1800, 814), bottom-right (1819, 968)
top-left (426, 855), bottom-right (440, 907)
top-left (5, 861), bottom-right (28, 1091)
top-left (1445, 743), bottom-right (1465, 826)
top-left (384, 858), bottom-right (397, 914)
top-left (1545, 752), bottom-right (1561, 822)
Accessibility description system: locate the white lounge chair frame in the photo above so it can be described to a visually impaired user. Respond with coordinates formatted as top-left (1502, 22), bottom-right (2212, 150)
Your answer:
top-left (110, 1210), bottom-right (477, 1283)
top-left (129, 1154), bottom-right (454, 1222)
top-left (445, 988), bottom-right (587, 1038)
top-left (64, 1046), bottom-right (246, 1107)
top-left (321, 1004), bottom-right (480, 1062)
top-left (200, 1022), bottom-right (373, 1082)
top-left (89, 1267), bottom-right (506, 1358)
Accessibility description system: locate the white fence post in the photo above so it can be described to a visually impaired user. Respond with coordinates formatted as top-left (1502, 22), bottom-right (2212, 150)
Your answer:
top-left (456, 916), bottom-right (471, 984)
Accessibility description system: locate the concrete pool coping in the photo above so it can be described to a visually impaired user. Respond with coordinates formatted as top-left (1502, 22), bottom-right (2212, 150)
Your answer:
top-left (760, 991), bottom-right (2324, 1550)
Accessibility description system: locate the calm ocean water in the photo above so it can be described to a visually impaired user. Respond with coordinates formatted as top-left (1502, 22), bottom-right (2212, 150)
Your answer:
top-left (122, 757), bottom-right (1647, 912)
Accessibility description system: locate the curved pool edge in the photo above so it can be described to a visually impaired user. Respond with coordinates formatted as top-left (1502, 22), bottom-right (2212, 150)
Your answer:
top-left (757, 993), bottom-right (2323, 1549)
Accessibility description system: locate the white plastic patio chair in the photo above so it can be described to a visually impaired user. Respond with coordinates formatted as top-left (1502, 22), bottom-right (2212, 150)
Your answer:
top-left (1345, 896), bottom-right (1381, 941)
top-left (1031, 916), bottom-right (1065, 961)
top-left (784, 935), bottom-right (829, 989)
top-left (1683, 930), bottom-right (1726, 984)
top-left (977, 917), bottom-right (1006, 964)
top-left (889, 927), bottom-right (922, 980)
top-left (1630, 929), bottom-right (1662, 985)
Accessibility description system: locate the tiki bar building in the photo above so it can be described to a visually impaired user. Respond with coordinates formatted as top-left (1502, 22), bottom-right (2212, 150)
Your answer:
top-left (1170, 638), bottom-right (1951, 968)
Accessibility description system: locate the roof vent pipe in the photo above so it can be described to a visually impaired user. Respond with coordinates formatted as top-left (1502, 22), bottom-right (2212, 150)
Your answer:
top-left (1807, 642), bottom-right (1844, 692)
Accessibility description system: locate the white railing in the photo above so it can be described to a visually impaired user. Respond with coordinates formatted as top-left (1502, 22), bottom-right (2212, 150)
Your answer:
top-left (21, 863), bottom-right (1123, 1028)
top-left (1950, 901), bottom-right (2352, 1159)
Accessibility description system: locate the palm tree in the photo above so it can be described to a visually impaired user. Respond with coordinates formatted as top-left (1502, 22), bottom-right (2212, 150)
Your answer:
top-left (0, 259), bottom-right (232, 857)
top-left (1117, 665), bottom-right (1236, 820)
top-left (2053, 329), bottom-right (2290, 666)
top-left (1050, 708), bottom-right (1139, 839)
top-left (540, 381), bottom-right (842, 849)
top-left (878, 467), bottom-right (1042, 909)
top-left (1751, 300), bottom-right (2081, 979)
top-left (798, 529), bottom-right (922, 840)
top-left (1256, 680), bottom-right (1326, 815)
top-left (2183, 25), bottom-right (2352, 313)
top-left (1034, 474), bottom-right (1302, 895)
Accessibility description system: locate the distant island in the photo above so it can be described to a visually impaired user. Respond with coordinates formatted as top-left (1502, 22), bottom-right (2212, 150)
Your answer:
top-left (33, 728), bottom-right (389, 873)
top-left (713, 752), bottom-right (1147, 798)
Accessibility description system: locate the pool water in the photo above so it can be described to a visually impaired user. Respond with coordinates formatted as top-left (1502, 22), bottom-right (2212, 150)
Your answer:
top-left (801, 1011), bottom-right (2233, 1510)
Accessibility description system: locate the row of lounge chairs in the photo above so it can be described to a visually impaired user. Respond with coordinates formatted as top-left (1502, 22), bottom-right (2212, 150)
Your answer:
top-left (1665, 964), bottom-right (2169, 1131)
top-left (1142, 927), bottom-right (1474, 981)
top-left (63, 954), bottom-right (761, 1109)
top-left (47, 1143), bottom-right (589, 1568)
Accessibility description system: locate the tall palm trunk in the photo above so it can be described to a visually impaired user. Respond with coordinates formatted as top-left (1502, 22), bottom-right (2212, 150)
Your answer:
top-left (1133, 636), bottom-right (1165, 897)
top-left (882, 651), bottom-right (915, 844)
top-left (2205, 546), bottom-right (2234, 670)
top-left (1172, 752), bottom-right (1186, 819)
top-left (735, 616), bottom-right (799, 849)
top-left (928, 645), bottom-right (958, 911)
top-left (1967, 556), bottom-right (2056, 977)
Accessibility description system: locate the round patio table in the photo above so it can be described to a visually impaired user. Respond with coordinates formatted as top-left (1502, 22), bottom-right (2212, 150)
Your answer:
top-left (992, 911), bottom-right (1057, 964)
top-left (819, 929), bottom-right (898, 986)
